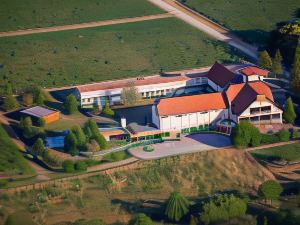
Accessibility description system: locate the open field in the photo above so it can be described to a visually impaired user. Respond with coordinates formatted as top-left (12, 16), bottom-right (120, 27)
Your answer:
top-left (181, 0), bottom-right (300, 45)
top-left (0, 0), bottom-right (164, 32)
top-left (0, 18), bottom-right (239, 90)
top-left (0, 149), bottom-right (272, 225)
top-left (0, 125), bottom-right (34, 177)
top-left (251, 143), bottom-right (300, 162)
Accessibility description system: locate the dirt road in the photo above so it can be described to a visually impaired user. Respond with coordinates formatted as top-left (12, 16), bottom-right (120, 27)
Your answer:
top-left (0, 13), bottom-right (172, 37)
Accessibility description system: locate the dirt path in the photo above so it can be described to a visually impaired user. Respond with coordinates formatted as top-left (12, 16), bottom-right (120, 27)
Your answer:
top-left (0, 13), bottom-right (172, 37)
top-left (148, 0), bottom-right (258, 59)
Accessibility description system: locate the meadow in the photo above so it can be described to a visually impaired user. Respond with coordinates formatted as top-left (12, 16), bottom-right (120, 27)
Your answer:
top-left (0, 18), bottom-right (239, 90)
top-left (0, 125), bottom-right (34, 177)
top-left (181, 0), bottom-right (300, 45)
top-left (0, 0), bottom-right (163, 32)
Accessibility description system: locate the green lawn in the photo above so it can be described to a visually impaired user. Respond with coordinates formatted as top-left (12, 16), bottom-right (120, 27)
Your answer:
top-left (251, 143), bottom-right (300, 162)
top-left (181, 0), bottom-right (300, 45)
top-left (0, 0), bottom-right (163, 32)
top-left (0, 18), bottom-right (239, 90)
top-left (0, 125), bottom-right (34, 176)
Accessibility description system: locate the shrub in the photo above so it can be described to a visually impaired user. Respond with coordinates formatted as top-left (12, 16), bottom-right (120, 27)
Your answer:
top-left (32, 138), bottom-right (45, 156)
top-left (102, 99), bottom-right (114, 117)
top-left (233, 121), bottom-right (261, 148)
top-left (75, 161), bottom-right (87, 172)
top-left (258, 180), bottom-right (283, 205)
top-left (0, 179), bottom-right (8, 188)
top-left (64, 94), bottom-right (78, 114)
top-left (261, 134), bottom-right (280, 144)
top-left (276, 130), bottom-right (290, 142)
top-left (293, 129), bottom-right (300, 139)
top-left (43, 150), bottom-right (62, 167)
top-left (86, 139), bottom-right (100, 152)
top-left (134, 213), bottom-right (153, 225)
top-left (64, 132), bottom-right (78, 154)
top-left (2, 94), bottom-right (18, 111)
top-left (283, 97), bottom-right (297, 124)
top-left (62, 160), bottom-right (75, 173)
top-left (22, 93), bottom-right (33, 106)
top-left (165, 191), bottom-right (190, 221)
top-left (19, 116), bottom-right (34, 138)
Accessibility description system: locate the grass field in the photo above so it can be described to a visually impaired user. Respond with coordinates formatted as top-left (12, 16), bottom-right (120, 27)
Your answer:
top-left (0, 125), bottom-right (34, 176)
top-left (0, 0), bottom-right (164, 32)
top-left (182, 0), bottom-right (300, 45)
top-left (251, 143), bottom-right (300, 162)
top-left (0, 18), bottom-right (239, 90)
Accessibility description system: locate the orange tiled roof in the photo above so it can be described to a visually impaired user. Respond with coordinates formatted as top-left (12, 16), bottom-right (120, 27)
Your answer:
top-left (157, 92), bottom-right (227, 116)
top-left (240, 66), bottom-right (269, 77)
top-left (76, 75), bottom-right (189, 93)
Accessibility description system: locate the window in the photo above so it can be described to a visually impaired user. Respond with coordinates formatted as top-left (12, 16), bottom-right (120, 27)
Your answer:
top-left (82, 99), bottom-right (86, 103)
top-left (161, 116), bottom-right (168, 119)
top-left (250, 107), bottom-right (260, 115)
top-left (261, 106), bottom-right (271, 112)
top-left (200, 111), bottom-right (208, 114)
top-left (176, 115), bottom-right (182, 117)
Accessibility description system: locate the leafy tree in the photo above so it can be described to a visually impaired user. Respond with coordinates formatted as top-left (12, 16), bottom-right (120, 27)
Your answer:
top-left (2, 94), bottom-right (18, 111)
top-left (134, 213), bottom-right (153, 225)
top-left (165, 191), bottom-right (190, 222)
top-left (258, 180), bottom-right (283, 205)
top-left (22, 92), bottom-right (33, 106)
top-left (19, 116), bottom-right (34, 138)
top-left (276, 129), bottom-right (290, 142)
top-left (74, 161), bottom-right (87, 172)
top-left (64, 94), bottom-right (78, 114)
top-left (32, 87), bottom-right (45, 106)
top-left (32, 138), bottom-right (45, 156)
top-left (72, 125), bottom-right (86, 148)
top-left (272, 49), bottom-right (283, 77)
top-left (259, 50), bottom-right (272, 69)
top-left (62, 160), bottom-right (75, 173)
top-left (102, 99), bottom-right (114, 117)
top-left (283, 97), bottom-right (297, 123)
top-left (64, 132), bottom-right (78, 155)
top-left (121, 81), bottom-right (141, 106)
top-left (233, 121), bottom-right (261, 148)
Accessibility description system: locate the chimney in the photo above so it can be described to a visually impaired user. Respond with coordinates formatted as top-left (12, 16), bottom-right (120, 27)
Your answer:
top-left (121, 117), bottom-right (126, 128)
top-left (256, 95), bottom-right (266, 101)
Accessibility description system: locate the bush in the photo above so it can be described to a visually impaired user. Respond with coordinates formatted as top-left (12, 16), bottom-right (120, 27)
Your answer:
top-left (292, 129), bottom-right (300, 139)
top-left (276, 130), bottom-right (290, 142)
top-left (261, 134), bottom-right (280, 144)
top-left (102, 99), bottom-right (114, 117)
top-left (32, 138), bottom-right (45, 156)
top-left (43, 150), bottom-right (62, 167)
top-left (233, 121), bottom-right (261, 148)
top-left (258, 180), bottom-right (283, 205)
top-left (64, 94), bottom-right (78, 114)
top-left (0, 179), bottom-right (8, 188)
top-left (75, 161), bottom-right (87, 172)
top-left (64, 132), bottom-right (78, 154)
top-left (62, 160), bottom-right (75, 173)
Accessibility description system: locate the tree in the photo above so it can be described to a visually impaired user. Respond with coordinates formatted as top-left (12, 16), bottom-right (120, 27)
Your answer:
top-left (38, 118), bottom-right (46, 127)
top-left (64, 132), bottom-right (78, 155)
top-left (4, 84), bottom-right (13, 96)
top-left (22, 92), bottom-right (33, 106)
top-left (259, 50), bottom-right (272, 69)
top-left (2, 94), bottom-right (18, 111)
top-left (86, 139), bottom-right (100, 152)
top-left (134, 213), bottom-right (153, 225)
top-left (272, 49), bottom-right (283, 77)
top-left (121, 81), bottom-right (141, 106)
top-left (258, 180), bottom-right (283, 205)
top-left (72, 125), bottom-right (86, 148)
top-left (64, 94), bottom-right (78, 114)
top-left (102, 99), bottom-right (114, 117)
top-left (74, 161), bottom-right (87, 172)
top-left (62, 160), bottom-right (75, 173)
top-left (233, 121), bottom-right (261, 148)
top-left (84, 119), bottom-right (107, 149)
top-left (276, 129), bottom-right (290, 142)
top-left (291, 39), bottom-right (300, 95)
top-left (283, 97), bottom-right (296, 123)
top-left (165, 191), bottom-right (190, 222)
top-left (19, 116), bottom-right (34, 138)
top-left (32, 138), bottom-right (45, 156)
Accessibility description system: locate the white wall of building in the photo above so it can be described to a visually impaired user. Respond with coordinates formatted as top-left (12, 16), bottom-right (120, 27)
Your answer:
top-left (207, 79), bottom-right (224, 92)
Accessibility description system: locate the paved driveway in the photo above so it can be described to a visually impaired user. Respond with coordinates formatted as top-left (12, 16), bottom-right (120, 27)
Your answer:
top-left (128, 133), bottom-right (232, 160)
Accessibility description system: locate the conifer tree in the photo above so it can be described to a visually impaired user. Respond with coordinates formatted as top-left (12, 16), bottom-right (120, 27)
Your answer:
top-left (272, 49), bottom-right (283, 77)
top-left (283, 97), bottom-right (297, 123)
top-left (259, 50), bottom-right (272, 69)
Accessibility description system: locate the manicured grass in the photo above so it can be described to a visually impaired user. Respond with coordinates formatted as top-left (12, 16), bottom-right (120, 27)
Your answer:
top-left (0, 18), bottom-right (239, 90)
top-left (251, 143), bottom-right (300, 162)
top-left (0, 125), bottom-right (34, 176)
top-left (0, 0), bottom-right (163, 32)
top-left (45, 112), bottom-right (88, 131)
top-left (182, 0), bottom-right (300, 45)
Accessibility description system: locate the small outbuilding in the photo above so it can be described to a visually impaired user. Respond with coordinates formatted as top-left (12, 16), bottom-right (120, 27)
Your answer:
top-left (21, 106), bottom-right (60, 124)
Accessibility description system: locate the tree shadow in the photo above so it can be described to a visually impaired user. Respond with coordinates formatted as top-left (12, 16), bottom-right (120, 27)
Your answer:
top-left (294, 8), bottom-right (300, 18)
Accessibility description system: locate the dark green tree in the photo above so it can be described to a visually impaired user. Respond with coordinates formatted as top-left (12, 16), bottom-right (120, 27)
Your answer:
top-left (62, 160), bottom-right (75, 173)
top-left (272, 49), bottom-right (283, 77)
top-left (2, 94), bottom-right (18, 111)
top-left (64, 94), bottom-right (78, 114)
top-left (258, 180), bottom-right (283, 205)
top-left (64, 132), bottom-right (78, 155)
top-left (32, 138), bottom-right (45, 156)
top-left (259, 50), bottom-right (272, 69)
top-left (72, 125), bottom-right (86, 148)
top-left (102, 99), bottom-right (114, 117)
top-left (74, 161), bottom-right (87, 172)
top-left (276, 129), bottom-right (290, 142)
top-left (283, 97), bottom-right (297, 123)
top-left (84, 119), bottom-right (107, 149)
top-left (134, 213), bottom-right (153, 225)
top-left (19, 116), bottom-right (34, 138)
top-left (165, 191), bottom-right (190, 222)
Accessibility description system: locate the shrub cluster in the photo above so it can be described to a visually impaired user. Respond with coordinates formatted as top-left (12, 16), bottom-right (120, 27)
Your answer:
top-left (62, 160), bottom-right (88, 173)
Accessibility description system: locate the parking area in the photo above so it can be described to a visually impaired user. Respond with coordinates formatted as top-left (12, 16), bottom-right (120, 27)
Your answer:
top-left (128, 133), bottom-right (232, 160)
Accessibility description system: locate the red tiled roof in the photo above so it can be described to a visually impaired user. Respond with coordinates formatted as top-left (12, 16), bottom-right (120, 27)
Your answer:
top-left (76, 75), bottom-right (189, 93)
top-left (240, 66), bottom-right (269, 77)
top-left (227, 81), bottom-right (274, 115)
top-left (207, 62), bottom-right (236, 88)
top-left (157, 93), bottom-right (227, 116)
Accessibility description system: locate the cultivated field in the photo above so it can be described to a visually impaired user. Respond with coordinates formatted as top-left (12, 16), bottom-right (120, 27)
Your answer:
top-left (0, 0), bottom-right (163, 32)
top-left (0, 125), bottom-right (34, 177)
top-left (0, 18), bottom-right (239, 90)
top-left (0, 149), bottom-right (272, 225)
top-left (182, 0), bottom-right (300, 45)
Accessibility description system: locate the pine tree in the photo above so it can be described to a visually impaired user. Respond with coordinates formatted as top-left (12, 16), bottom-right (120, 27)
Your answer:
top-left (72, 125), bottom-right (86, 148)
top-left (165, 192), bottom-right (190, 222)
top-left (259, 50), bottom-right (272, 69)
top-left (64, 94), bottom-right (78, 114)
top-left (272, 49), bottom-right (283, 77)
top-left (64, 132), bottom-right (78, 155)
top-left (291, 39), bottom-right (300, 95)
top-left (283, 97), bottom-right (297, 123)
top-left (32, 138), bottom-right (45, 156)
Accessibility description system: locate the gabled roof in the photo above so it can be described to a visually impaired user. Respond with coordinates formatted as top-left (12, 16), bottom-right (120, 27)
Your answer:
top-left (207, 62), bottom-right (237, 88)
top-left (227, 81), bottom-right (275, 115)
top-left (240, 66), bottom-right (269, 77)
top-left (157, 92), bottom-right (227, 116)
